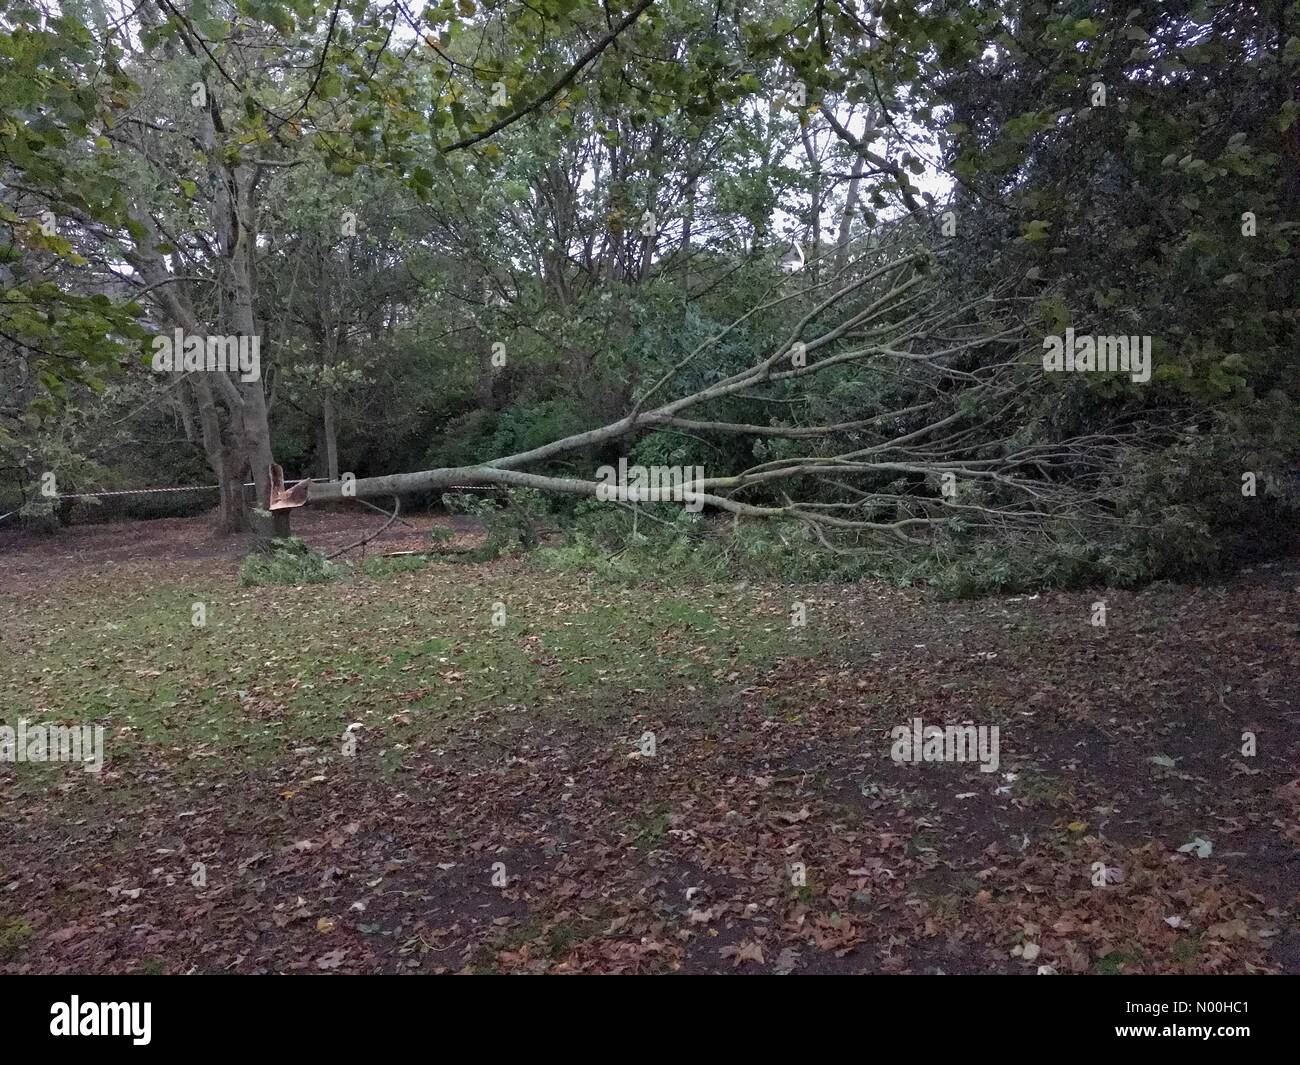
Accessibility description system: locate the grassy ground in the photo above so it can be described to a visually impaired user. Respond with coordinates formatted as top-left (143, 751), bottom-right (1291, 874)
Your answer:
top-left (2, 564), bottom-right (799, 784)
top-left (1, 520), bottom-right (1297, 973)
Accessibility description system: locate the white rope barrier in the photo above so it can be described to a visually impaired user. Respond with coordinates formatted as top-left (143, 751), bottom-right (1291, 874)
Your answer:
top-left (0, 480), bottom-right (504, 525)
top-left (36, 478), bottom-right (330, 500)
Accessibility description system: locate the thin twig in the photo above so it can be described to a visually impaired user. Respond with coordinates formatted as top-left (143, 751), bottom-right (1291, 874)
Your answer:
top-left (327, 496), bottom-right (401, 559)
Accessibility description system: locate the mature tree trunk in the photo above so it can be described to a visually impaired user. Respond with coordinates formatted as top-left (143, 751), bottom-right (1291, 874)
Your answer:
top-left (219, 476), bottom-right (248, 534)
top-left (680, 144), bottom-right (698, 289)
top-left (116, 61), bottom-right (278, 539)
top-left (799, 117), bottom-right (822, 285)
top-left (321, 394), bottom-right (340, 483)
top-left (222, 168), bottom-right (275, 518)
top-left (835, 154), bottom-right (866, 274)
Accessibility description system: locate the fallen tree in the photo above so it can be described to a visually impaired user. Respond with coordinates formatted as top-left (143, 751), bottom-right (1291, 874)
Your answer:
top-left (307, 233), bottom-right (1152, 553)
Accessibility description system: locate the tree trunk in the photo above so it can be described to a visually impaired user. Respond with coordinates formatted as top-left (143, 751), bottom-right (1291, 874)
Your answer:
top-left (799, 117), bottom-right (822, 285)
top-left (835, 154), bottom-right (866, 274)
top-left (680, 153), bottom-right (697, 289)
top-left (322, 394), bottom-right (340, 482)
top-left (185, 375), bottom-right (250, 534)
top-left (219, 474), bottom-right (248, 534)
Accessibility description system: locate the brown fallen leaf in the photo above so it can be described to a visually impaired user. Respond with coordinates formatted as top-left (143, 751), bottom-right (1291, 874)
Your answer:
top-left (721, 940), bottom-right (765, 967)
top-left (1206, 918), bottom-right (1250, 941)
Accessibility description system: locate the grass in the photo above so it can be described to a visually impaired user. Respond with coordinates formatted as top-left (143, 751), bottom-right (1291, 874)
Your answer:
top-left (0, 916), bottom-right (33, 960)
top-left (5, 544), bottom-right (1293, 974)
top-left (0, 561), bottom-right (822, 789)
top-left (1015, 767), bottom-right (1072, 808)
